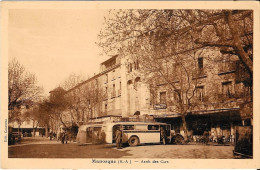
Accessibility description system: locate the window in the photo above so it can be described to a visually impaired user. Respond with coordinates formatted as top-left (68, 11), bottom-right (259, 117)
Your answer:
top-left (105, 104), bottom-right (108, 112)
top-left (245, 84), bottom-right (252, 97)
top-left (118, 82), bottom-right (121, 96)
top-left (219, 60), bottom-right (236, 73)
top-left (112, 70), bottom-right (115, 80)
top-left (112, 84), bottom-right (116, 97)
top-left (105, 74), bottom-right (108, 83)
top-left (198, 57), bottom-right (203, 70)
top-left (196, 86), bottom-right (205, 101)
top-left (129, 63), bottom-right (133, 72)
top-left (160, 92), bottom-right (167, 104)
top-left (123, 125), bottom-right (134, 130)
top-left (148, 125), bottom-right (159, 130)
top-left (104, 87), bottom-right (108, 99)
top-left (222, 81), bottom-right (233, 98)
top-left (134, 60), bottom-right (139, 70)
top-left (88, 99), bottom-right (91, 108)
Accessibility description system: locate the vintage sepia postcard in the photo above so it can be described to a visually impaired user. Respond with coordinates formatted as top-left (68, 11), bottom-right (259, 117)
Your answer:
top-left (1, 1), bottom-right (260, 169)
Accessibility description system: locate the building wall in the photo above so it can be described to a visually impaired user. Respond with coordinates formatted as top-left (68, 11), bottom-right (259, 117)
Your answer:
top-left (63, 50), bottom-right (252, 126)
top-left (147, 51), bottom-right (251, 116)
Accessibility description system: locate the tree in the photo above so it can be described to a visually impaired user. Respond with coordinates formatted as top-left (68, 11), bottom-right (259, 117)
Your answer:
top-left (34, 95), bottom-right (68, 137)
top-left (80, 78), bottom-right (105, 121)
top-left (49, 87), bottom-right (68, 131)
top-left (63, 74), bottom-right (105, 125)
top-left (8, 57), bottom-right (42, 123)
top-left (60, 73), bottom-right (86, 91)
top-left (98, 10), bottom-right (253, 84)
top-left (61, 73), bottom-right (86, 126)
top-left (23, 106), bottom-right (40, 136)
top-left (38, 100), bottom-right (54, 137)
top-left (98, 9), bottom-right (253, 141)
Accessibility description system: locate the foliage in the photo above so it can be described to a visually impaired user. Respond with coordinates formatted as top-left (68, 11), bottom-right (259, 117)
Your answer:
top-left (98, 9), bottom-right (253, 141)
top-left (8, 57), bottom-right (43, 122)
top-left (98, 10), bottom-right (253, 83)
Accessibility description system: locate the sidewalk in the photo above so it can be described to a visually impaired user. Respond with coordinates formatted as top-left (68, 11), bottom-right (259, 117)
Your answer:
top-left (9, 136), bottom-right (63, 147)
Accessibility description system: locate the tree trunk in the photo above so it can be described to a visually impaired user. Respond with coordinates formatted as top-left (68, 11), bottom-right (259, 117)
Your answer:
top-left (18, 124), bottom-right (20, 135)
top-left (226, 11), bottom-right (253, 81)
top-left (181, 114), bottom-right (188, 142)
top-left (33, 128), bottom-right (35, 137)
top-left (45, 125), bottom-right (49, 138)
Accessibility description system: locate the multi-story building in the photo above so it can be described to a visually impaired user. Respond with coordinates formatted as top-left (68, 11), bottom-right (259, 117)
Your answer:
top-left (145, 50), bottom-right (252, 140)
top-left (54, 50), bottom-right (252, 142)
top-left (62, 54), bottom-right (151, 122)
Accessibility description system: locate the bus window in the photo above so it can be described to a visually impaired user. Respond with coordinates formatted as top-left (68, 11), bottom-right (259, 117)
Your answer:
top-left (148, 125), bottom-right (159, 130)
top-left (123, 125), bottom-right (134, 130)
top-left (135, 125), bottom-right (148, 130)
top-left (93, 127), bottom-right (101, 131)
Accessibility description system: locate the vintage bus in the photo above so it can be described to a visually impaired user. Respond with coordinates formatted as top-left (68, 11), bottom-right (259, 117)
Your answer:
top-left (76, 124), bottom-right (103, 144)
top-left (101, 122), bottom-right (171, 146)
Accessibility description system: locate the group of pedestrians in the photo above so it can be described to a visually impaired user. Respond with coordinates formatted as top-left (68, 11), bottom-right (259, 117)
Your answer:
top-left (49, 132), bottom-right (56, 140)
top-left (56, 131), bottom-right (69, 144)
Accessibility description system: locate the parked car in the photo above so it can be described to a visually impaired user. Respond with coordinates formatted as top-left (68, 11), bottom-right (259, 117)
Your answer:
top-left (11, 132), bottom-right (22, 144)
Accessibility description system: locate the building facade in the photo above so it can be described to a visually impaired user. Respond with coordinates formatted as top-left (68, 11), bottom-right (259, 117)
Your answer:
top-left (56, 49), bottom-right (252, 142)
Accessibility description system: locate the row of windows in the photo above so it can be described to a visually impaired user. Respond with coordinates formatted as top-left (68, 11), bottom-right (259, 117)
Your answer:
top-left (158, 81), bottom-right (251, 104)
top-left (128, 60), bottom-right (140, 73)
top-left (104, 70), bottom-right (120, 84)
top-left (197, 57), bottom-right (239, 74)
top-left (104, 82), bottom-right (122, 100)
top-left (113, 124), bottom-right (161, 131)
top-left (103, 57), bottom-right (237, 83)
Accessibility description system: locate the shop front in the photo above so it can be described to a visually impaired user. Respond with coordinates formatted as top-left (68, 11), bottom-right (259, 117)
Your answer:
top-left (154, 108), bottom-right (242, 144)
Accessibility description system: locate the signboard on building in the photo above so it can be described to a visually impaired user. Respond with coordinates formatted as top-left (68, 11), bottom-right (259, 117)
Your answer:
top-left (154, 104), bottom-right (167, 110)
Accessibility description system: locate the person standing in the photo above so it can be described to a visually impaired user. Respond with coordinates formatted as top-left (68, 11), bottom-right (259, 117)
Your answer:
top-left (203, 130), bottom-right (209, 145)
top-left (49, 132), bottom-right (53, 140)
top-left (115, 128), bottom-right (122, 149)
top-left (160, 127), bottom-right (166, 145)
top-left (61, 131), bottom-right (65, 144)
top-left (64, 130), bottom-right (68, 144)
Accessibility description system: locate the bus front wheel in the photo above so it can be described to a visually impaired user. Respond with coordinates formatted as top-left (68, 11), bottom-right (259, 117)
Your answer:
top-left (174, 135), bottom-right (184, 145)
top-left (128, 136), bottom-right (139, 147)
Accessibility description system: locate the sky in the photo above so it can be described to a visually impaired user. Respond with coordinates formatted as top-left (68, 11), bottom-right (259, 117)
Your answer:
top-left (9, 9), bottom-right (109, 96)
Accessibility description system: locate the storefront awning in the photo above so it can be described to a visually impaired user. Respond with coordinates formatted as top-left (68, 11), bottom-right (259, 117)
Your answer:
top-left (153, 113), bottom-right (182, 118)
top-left (191, 107), bottom-right (240, 115)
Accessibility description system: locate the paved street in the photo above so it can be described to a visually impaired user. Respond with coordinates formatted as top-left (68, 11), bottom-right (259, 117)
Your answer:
top-left (9, 137), bottom-right (235, 158)
top-left (120, 144), bottom-right (234, 159)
